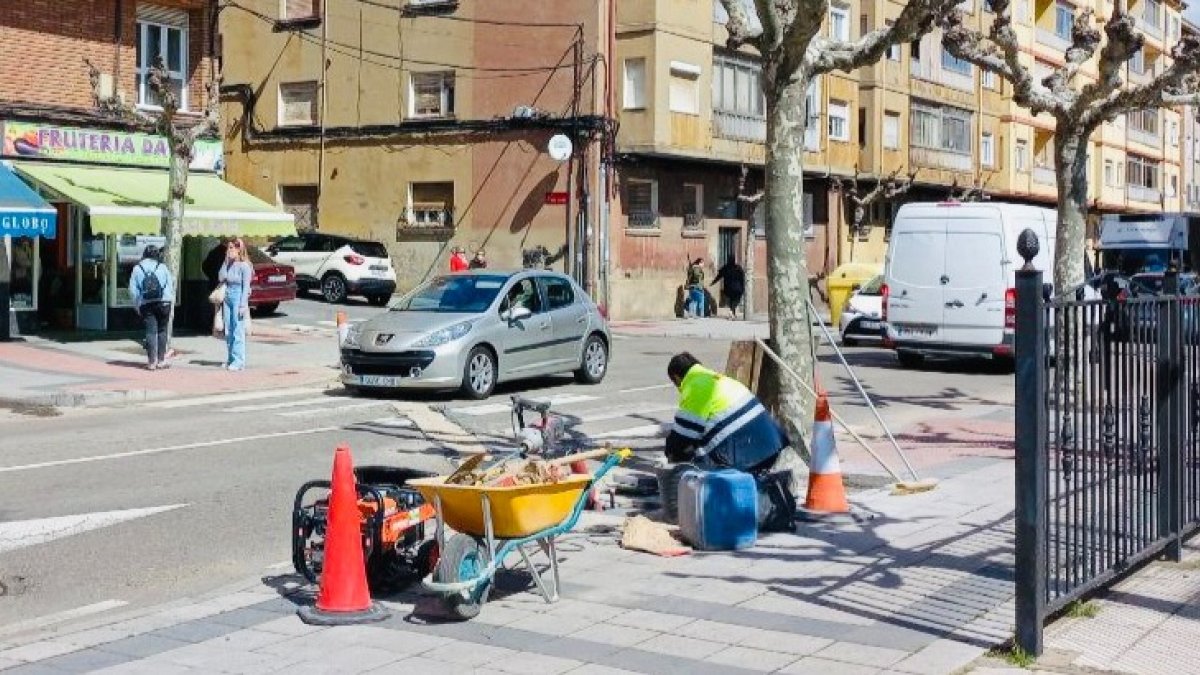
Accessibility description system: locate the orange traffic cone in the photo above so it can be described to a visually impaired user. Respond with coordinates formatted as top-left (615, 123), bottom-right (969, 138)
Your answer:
top-left (797, 390), bottom-right (855, 522)
top-left (298, 444), bottom-right (390, 625)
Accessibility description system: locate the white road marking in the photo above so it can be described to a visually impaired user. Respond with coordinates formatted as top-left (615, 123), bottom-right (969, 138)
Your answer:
top-left (570, 404), bottom-right (676, 425)
top-left (276, 401), bottom-right (385, 418)
top-left (353, 417), bottom-right (416, 428)
top-left (225, 396), bottom-right (350, 412)
top-left (0, 600), bottom-right (129, 637)
top-left (147, 387), bottom-right (331, 409)
top-left (617, 384), bottom-right (674, 394)
top-left (453, 393), bottom-right (599, 417)
top-left (588, 423), bottom-right (670, 440)
top-left (0, 505), bottom-right (187, 554)
top-left (0, 428), bottom-right (340, 474)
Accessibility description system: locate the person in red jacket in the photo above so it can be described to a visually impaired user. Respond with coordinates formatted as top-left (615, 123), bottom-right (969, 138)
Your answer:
top-left (449, 246), bottom-right (469, 272)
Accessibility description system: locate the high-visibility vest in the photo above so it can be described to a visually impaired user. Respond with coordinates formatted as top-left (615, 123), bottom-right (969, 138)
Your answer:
top-left (671, 365), bottom-right (786, 470)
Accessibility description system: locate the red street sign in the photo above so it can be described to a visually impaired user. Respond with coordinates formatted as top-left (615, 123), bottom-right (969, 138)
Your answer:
top-left (545, 191), bottom-right (568, 205)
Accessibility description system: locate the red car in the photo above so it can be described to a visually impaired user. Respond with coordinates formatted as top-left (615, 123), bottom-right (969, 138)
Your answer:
top-left (247, 245), bottom-right (297, 315)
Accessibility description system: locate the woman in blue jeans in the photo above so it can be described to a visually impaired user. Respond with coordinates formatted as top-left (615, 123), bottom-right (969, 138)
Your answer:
top-left (218, 238), bottom-right (253, 371)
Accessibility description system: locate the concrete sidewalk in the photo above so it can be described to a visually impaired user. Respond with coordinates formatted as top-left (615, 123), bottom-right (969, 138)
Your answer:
top-left (0, 325), bottom-right (340, 408)
top-left (0, 459), bottom-right (1015, 675)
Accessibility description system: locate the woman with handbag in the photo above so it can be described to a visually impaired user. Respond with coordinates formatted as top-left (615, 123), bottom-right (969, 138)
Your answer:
top-left (217, 238), bottom-right (253, 371)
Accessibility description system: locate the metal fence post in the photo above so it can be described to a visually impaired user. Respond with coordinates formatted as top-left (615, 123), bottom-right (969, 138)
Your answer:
top-left (1014, 229), bottom-right (1047, 656)
top-left (1158, 268), bottom-right (1184, 561)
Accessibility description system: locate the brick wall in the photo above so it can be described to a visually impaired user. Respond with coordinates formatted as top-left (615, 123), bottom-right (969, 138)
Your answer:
top-left (0, 0), bottom-right (214, 115)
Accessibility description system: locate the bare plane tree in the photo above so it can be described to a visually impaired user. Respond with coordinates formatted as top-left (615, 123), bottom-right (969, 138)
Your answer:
top-left (832, 165), bottom-right (919, 240)
top-left (85, 56), bottom-right (221, 348)
top-left (944, 3), bottom-right (1200, 290)
top-left (948, 171), bottom-right (994, 202)
top-left (718, 0), bottom-right (960, 462)
top-left (737, 164), bottom-right (764, 319)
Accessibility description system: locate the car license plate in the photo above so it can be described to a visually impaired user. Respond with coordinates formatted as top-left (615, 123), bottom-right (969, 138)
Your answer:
top-left (268, 274), bottom-right (287, 283)
top-left (859, 320), bottom-right (881, 330)
top-left (897, 323), bottom-right (937, 337)
top-left (370, 268), bottom-right (389, 277)
top-left (358, 375), bottom-right (402, 387)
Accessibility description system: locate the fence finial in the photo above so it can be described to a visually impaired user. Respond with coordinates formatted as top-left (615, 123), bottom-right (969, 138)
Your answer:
top-left (1017, 229), bottom-right (1039, 271)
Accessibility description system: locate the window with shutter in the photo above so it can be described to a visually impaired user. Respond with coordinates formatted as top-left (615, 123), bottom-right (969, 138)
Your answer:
top-left (282, 0), bottom-right (319, 20)
top-left (407, 182), bottom-right (455, 228)
top-left (280, 185), bottom-right (319, 231)
top-left (279, 81), bottom-right (319, 126)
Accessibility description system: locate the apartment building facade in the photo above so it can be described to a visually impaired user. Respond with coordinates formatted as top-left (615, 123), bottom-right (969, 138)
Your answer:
top-left (1, 0), bottom-right (293, 335)
top-left (219, 0), bottom-right (608, 300)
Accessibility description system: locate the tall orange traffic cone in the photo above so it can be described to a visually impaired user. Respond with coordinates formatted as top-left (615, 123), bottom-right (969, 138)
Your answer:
top-left (797, 390), bottom-right (855, 522)
top-left (298, 444), bottom-right (390, 625)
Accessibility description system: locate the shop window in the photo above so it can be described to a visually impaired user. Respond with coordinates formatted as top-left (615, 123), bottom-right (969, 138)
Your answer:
top-left (6, 237), bottom-right (37, 310)
top-left (410, 72), bottom-right (455, 119)
top-left (280, 185), bottom-right (319, 231)
top-left (279, 81), bottom-right (319, 126)
top-left (136, 6), bottom-right (188, 110)
top-left (114, 235), bottom-right (166, 307)
top-left (406, 182), bottom-right (455, 228)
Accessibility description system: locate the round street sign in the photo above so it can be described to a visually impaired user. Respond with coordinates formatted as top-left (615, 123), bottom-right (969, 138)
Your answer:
top-left (547, 134), bottom-right (573, 162)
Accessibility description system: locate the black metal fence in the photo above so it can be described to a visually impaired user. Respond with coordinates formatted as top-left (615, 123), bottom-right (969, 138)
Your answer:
top-left (1014, 232), bottom-right (1199, 654)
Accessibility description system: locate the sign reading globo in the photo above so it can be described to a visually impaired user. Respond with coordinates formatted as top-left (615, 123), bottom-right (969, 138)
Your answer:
top-left (1, 121), bottom-right (222, 172)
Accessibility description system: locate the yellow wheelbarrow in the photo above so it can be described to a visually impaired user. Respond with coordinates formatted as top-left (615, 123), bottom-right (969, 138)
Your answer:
top-left (410, 447), bottom-right (631, 620)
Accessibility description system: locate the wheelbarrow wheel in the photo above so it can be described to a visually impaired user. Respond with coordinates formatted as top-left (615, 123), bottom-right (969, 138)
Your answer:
top-left (435, 534), bottom-right (492, 620)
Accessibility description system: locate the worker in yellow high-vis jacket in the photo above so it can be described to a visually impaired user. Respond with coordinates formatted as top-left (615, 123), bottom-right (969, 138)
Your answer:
top-left (664, 352), bottom-right (789, 474)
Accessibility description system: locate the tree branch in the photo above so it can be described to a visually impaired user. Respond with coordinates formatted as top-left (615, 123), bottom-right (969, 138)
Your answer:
top-left (84, 58), bottom-right (156, 133)
top-left (1090, 31), bottom-right (1200, 125)
top-left (942, 0), bottom-right (1058, 115)
top-left (1077, 9), bottom-right (1145, 120)
top-left (718, 0), bottom-right (765, 51)
top-left (737, 164), bottom-right (765, 205)
top-left (1043, 9), bottom-right (1101, 101)
top-left (811, 0), bottom-right (961, 75)
top-left (187, 63), bottom-right (223, 144)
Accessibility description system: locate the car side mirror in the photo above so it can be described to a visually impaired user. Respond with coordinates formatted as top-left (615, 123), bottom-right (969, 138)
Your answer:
top-left (505, 306), bottom-right (533, 322)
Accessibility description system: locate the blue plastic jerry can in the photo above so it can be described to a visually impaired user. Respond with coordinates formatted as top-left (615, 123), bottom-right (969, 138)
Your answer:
top-left (678, 468), bottom-right (758, 550)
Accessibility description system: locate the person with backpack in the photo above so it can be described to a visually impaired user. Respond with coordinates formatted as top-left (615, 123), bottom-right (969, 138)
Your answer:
top-left (129, 245), bottom-right (175, 371)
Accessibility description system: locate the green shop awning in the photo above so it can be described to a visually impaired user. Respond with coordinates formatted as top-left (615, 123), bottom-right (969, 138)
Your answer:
top-left (14, 163), bottom-right (295, 237)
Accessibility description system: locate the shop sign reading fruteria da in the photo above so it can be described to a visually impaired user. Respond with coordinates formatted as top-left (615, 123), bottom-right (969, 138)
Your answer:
top-left (1, 120), bottom-right (222, 172)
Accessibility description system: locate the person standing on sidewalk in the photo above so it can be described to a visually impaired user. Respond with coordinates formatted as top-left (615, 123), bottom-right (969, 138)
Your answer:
top-left (218, 238), bottom-right (253, 371)
top-left (449, 246), bottom-right (469, 272)
top-left (685, 258), bottom-right (706, 318)
top-left (711, 257), bottom-right (745, 320)
top-left (129, 245), bottom-right (174, 371)
top-left (469, 249), bottom-right (488, 269)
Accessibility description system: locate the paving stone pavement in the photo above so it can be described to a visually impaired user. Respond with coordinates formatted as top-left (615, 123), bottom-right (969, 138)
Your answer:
top-left (0, 459), bottom-right (1018, 674)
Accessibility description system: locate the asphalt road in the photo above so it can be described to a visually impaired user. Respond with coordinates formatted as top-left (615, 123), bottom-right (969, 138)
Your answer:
top-left (0, 331), bottom-right (1011, 632)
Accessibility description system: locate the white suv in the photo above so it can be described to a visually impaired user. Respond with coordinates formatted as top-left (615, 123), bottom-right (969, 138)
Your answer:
top-left (266, 233), bottom-right (397, 305)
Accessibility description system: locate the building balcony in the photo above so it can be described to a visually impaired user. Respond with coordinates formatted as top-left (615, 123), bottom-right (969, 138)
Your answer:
top-left (1035, 28), bottom-right (1072, 52)
top-left (713, 111), bottom-right (767, 143)
top-left (909, 146), bottom-right (973, 172)
top-left (1127, 184), bottom-right (1162, 203)
top-left (1137, 17), bottom-right (1163, 41)
top-left (1032, 166), bottom-right (1056, 186)
top-left (1128, 126), bottom-right (1160, 148)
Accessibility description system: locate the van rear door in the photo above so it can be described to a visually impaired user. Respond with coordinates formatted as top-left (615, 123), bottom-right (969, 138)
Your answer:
top-left (940, 225), bottom-right (1006, 346)
top-left (887, 220), bottom-right (946, 343)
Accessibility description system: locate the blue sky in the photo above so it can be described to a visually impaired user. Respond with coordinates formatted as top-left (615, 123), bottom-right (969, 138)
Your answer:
top-left (1186, 3), bottom-right (1200, 28)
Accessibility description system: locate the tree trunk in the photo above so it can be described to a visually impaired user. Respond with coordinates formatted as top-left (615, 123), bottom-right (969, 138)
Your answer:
top-left (762, 72), bottom-right (818, 469)
top-left (1053, 131), bottom-right (1089, 292)
top-left (743, 217), bottom-right (755, 319)
top-left (163, 140), bottom-right (191, 350)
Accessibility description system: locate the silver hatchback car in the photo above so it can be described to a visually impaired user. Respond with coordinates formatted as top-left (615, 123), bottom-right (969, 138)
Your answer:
top-left (340, 270), bottom-right (611, 398)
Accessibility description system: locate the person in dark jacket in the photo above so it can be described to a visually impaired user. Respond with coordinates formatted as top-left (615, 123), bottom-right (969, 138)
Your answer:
top-left (711, 257), bottom-right (746, 319)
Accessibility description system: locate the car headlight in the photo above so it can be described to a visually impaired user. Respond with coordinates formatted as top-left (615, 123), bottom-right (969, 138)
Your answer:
top-left (412, 320), bottom-right (474, 348)
top-left (342, 324), bottom-right (363, 349)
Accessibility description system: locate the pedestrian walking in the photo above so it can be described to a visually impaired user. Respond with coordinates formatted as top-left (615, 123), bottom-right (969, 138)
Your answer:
top-left (218, 238), bottom-right (253, 371)
top-left (129, 245), bottom-right (174, 371)
top-left (469, 249), bottom-right (488, 269)
top-left (449, 246), bottom-right (469, 272)
top-left (685, 258), bottom-right (706, 317)
top-left (711, 257), bottom-right (746, 319)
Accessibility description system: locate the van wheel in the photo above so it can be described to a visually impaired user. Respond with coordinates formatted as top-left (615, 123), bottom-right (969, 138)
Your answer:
top-left (897, 351), bottom-right (924, 369)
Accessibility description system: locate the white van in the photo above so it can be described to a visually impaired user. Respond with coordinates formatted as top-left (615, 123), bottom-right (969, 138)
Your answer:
top-left (883, 202), bottom-right (1056, 367)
